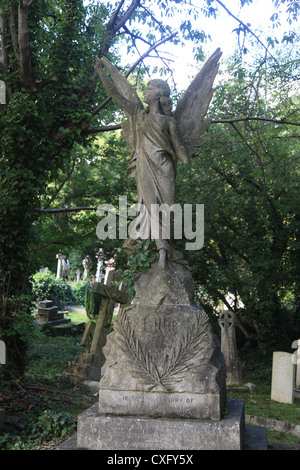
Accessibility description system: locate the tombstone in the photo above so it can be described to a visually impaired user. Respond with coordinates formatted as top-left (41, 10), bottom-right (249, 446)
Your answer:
top-left (39, 267), bottom-right (48, 274)
top-left (218, 310), bottom-right (242, 386)
top-left (271, 351), bottom-right (295, 404)
top-left (36, 300), bottom-right (71, 328)
top-left (56, 252), bottom-right (66, 279)
top-left (75, 51), bottom-right (251, 451)
top-left (62, 258), bottom-right (70, 278)
top-left (67, 269), bottom-right (129, 383)
top-left (104, 257), bottom-right (115, 284)
top-left (95, 248), bottom-right (104, 283)
top-left (76, 268), bottom-right (81, 282)
top-left (75, 262), bottom-right (253, 451)
top-left (82, 256), bottom-right (91, 279)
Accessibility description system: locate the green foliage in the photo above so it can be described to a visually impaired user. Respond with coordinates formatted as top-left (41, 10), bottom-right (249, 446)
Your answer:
top-left (177, 47), bottom-right (300, 355)
top-left (25, 328), bottom-right (83, 380)
top-left (70, 280), bottom-right (90, 305)
top-left (31, 271), bottom-right (76, 309)
top-left (84, 284), bottom-right (102, 319)
top-left (0, 327), bottom-right (96, 450)
top-left (121, 241), bottom-right (158, 298)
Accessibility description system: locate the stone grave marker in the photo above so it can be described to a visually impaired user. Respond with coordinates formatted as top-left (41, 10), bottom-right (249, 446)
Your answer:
top-left (218, 310), bottom-right (242, 386)
top-left (82, 256), bottom-right (92, 279)
top-left (67, 268), bottom-right (129, 383)
top-left (271, 351), bottom-right (295, 404)
top-left (95, 248), bottom-right (104, 283)
top-left (56, 252), bottom-right (66, 279)
top-left (36, 300), bottom-right (71, 328)
top-left (74, 50), bottom-right (254, 451)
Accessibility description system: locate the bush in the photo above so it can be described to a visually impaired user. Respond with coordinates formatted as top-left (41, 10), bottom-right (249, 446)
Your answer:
top-left (70, 280), bottom-right (89, 305)
top-left (84, 284), bottom-right (102, 319)
top-left (31, 270), bottom-right (76, 309)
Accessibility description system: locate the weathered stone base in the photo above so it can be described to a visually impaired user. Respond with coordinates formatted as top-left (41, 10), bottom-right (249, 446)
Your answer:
top-left (99, 389), bottom-right (223, 420)
top-left (226, 360), bottom-right (243, 386)
top-left (77, 399), bottom-right (245, 450)
top-left (67, 352), bottom-right (105, 383)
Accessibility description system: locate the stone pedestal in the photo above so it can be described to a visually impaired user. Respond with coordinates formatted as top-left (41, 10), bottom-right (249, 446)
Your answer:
top-left (75, 260), bottom-right (247, 450)
top-left (36, 300), bottom-right (71, 327)
top-left (77, 399), bottom-right (245, 450)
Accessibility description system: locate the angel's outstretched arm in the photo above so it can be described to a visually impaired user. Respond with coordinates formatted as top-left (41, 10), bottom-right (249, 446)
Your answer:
top-left (94, 57), bottom-right (143, 117)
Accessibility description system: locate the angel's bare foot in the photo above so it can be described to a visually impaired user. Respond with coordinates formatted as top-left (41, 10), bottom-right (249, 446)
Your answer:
top-left (158, 249), bottom-right (167, 270)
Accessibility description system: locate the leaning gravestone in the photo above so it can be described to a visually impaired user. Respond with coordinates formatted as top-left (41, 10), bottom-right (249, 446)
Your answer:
top-left (271, 351), bottom-right (295, 404)
top-left (67, 269), bottom-right (129, 383)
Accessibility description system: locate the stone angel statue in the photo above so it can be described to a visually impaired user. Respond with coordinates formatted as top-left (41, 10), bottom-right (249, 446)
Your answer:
top-left (94, 48), bottom-right (222, 269)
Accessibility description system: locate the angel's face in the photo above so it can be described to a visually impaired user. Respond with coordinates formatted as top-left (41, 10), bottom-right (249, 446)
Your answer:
top-left (144, 83), bottom-right (161, 105)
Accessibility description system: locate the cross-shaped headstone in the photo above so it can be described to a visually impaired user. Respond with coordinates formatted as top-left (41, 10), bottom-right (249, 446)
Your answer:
top-left (218, 310), bottom-right (242, 386)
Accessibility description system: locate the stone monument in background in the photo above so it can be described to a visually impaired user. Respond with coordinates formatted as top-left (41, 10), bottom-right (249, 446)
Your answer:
top-left (75, 48), bottom-right (249, 450)
top-left (56, 252), bottom-right (66, 279)
top-left (218, 310), bottom-right (242, 386)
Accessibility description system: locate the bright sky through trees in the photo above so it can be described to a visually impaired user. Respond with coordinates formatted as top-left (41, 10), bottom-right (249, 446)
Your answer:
top-left (112, 0), bottom-right (295, 89)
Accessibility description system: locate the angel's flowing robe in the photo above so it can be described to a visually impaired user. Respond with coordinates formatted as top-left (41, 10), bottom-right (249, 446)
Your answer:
top-left (124, 109), bottom-right (177, 252)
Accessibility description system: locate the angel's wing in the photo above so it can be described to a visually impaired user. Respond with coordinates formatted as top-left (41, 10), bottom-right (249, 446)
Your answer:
top-left (98, 57), bottom-right (143, 114)
top-left (174, 48), bottom-right (222, 156)
top-left (95, 57), bottom-right (144, 177)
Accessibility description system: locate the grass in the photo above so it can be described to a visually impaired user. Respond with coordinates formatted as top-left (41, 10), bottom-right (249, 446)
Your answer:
top-left (227, 384), bottom-right (300, 446)
top-left (0, 324), bottom-right (98, 450)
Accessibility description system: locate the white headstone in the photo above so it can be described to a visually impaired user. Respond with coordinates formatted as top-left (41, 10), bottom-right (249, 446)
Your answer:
top-left (271, 351), bottom-right (295, 404)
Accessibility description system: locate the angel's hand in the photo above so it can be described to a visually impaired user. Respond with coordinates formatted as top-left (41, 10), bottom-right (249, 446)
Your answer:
top-left (178, 148), bottom-right (190, 165)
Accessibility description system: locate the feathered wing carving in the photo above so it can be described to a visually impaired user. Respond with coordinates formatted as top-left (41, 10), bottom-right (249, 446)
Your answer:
top-left (174, 48), bottom-right (222, 156)
top-left (94, 57), bottom-right (143, 177)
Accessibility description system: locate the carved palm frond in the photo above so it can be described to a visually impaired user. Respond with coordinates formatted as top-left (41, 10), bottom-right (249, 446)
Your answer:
top-left (114, 309), bottom-right (212, 391)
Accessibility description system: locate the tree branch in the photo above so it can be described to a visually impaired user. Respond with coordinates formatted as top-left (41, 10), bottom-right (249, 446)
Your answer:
top-left (215, 0), bottom-right (278, 63)
top-left (212, 116), bottom-right (300, 126)
top-left (83, 124), bottom-right (122, 135)
top-left (91, 31), bottom-right (178, 117)
top-left (35, 206), bottom-right (132, 220)
top-left (43, 158), bottom-right (76, 210)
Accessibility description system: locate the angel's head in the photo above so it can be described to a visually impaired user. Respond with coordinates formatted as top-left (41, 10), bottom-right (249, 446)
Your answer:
top-left (144, 79), bottom-right (172, 116)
